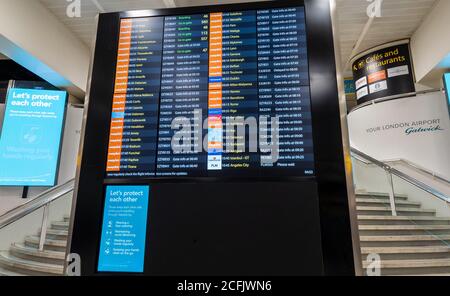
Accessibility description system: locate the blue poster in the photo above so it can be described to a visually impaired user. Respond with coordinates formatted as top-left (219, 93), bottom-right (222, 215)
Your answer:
top-left (0, 88), bottom-right (67, 186)
top-left (98, 185), bottom-right (150, 273)
top-left (444, 73), bottom-right (450, 107)
top-left (344, 79), bottom-right (356, 95)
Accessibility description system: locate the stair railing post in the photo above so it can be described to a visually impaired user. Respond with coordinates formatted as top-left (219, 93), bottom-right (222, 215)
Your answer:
top-left (39, 203), bottom-right (50, 251)
top-left (385, 168), bottom-right (397, 216)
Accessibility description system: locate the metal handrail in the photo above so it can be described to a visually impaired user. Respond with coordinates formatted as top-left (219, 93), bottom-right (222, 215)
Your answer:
top-left (384, 158), bottom-right (450, 184)
top-left (351, 148), bottom-right (450, 204)
top-left (0, 178), bottom-right (75, 230)
top-left (352, 154), bottom-right (450, 184)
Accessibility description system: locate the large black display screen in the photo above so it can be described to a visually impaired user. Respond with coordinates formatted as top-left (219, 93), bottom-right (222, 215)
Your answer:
top-left (106, 7), bottom-right (314, 178)
top-left (71, 0), bottom-right (357, 276)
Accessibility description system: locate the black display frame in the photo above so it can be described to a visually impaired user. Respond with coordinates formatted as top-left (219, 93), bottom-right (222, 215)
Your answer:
top-left (70, 0), bottom-right (356, 276)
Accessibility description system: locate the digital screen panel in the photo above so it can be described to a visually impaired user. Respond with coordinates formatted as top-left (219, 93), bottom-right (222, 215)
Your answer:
top-left (444, 73), bottom-right (450, 115)
top-left (0, 88), bottom-right (67, 186)
top-left (98, 185), bottom-right (150, 273)
top-left (106, 7), bottom-right (314, 178)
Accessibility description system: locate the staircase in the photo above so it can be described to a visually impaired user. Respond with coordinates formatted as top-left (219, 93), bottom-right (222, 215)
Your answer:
top-left (0, 215), bottom-right (69, 276)
top-left (357, 193), bottom-right (450, 276)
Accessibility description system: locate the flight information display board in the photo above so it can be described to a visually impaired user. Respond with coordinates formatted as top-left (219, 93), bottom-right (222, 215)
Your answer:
top-left (106, 7), bottom-right (314, 178)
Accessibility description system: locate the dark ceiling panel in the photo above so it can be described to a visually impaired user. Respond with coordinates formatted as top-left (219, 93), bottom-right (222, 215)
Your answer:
top-left (0, 59), bottom-right (48, 103)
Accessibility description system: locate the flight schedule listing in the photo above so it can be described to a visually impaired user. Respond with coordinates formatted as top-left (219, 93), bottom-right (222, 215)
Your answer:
top-left (107, 18), bottom-right (164, 177)
top-left (106, 6), bottom-right (315, 178)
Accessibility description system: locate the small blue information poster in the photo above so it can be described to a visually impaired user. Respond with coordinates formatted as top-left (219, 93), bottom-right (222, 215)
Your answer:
top-left (98, 185), bottom-right (150, 273)
top-left (0, 88), bottom-right (67, 186)
top-left (444, 73), bottom-right (450, 114)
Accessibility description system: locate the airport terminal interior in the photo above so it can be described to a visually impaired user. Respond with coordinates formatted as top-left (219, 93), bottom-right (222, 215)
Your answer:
top-left (0, 0), bottom-right (449, 277)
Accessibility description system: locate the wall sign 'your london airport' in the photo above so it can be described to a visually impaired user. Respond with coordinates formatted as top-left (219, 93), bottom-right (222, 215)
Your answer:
top-left (365, 119), bottom-right (444, 136)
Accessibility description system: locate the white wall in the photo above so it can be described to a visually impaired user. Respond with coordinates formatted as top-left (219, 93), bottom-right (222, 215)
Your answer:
top-left (57, 108), bottom-right (83, 184)
top-left (0, 0), bottom-right (90, 98)
top-left (0, 105), bottom-right (83, 215)
top-left (348, 91), bottom-right (450, 179)
top-left (411, 0), bottom-right (450, 87)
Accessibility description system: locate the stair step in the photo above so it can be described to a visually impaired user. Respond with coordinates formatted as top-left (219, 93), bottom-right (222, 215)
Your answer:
top-left (10, 244), bottom-right (65, 263)
top-left (362, 258), bottom-right (450, 269)
top-left (40, 229), bottom-right (68, 239)
top-left (358, 216), bottom-right (450, 222)
top-left (359, 224), bottom-right (450, 236)
top-left (357, 206), bottom-right (435, 213)
top-left (360, 235), bottom-right (450, 242)
top-left (0, 266), bottom-right (26, 276)
top-left (360, 225), bottom-right (450, 231)
top-left (24, 236), bottom-right (67, 252)
top-left (357, 206), bottom-right (436, 216)
top-left (361, 245), bottom-right (450, 260)
top-left (361, 246), bottom-right (450, 254)
top-left (358, 215), bottom-right (450, 225)
top-left (356, 193), bottom-right (408, 200)
top-left (362, 258), bottom-right (450, 276)
top-left (0, 252), bottom-right (63, 276)
top-left (45, 229), bottom-right (68, 235)
top-left (356, 198), bottom-right (421, 207)
top-left (51, 221), bottom-right (69, 230)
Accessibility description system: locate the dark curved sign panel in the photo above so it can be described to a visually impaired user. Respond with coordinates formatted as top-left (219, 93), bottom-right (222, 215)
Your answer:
top-left (352, 43), bottom-right (415, 104)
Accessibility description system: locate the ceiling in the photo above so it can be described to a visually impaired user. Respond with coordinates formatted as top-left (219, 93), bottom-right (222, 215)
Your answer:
top-left (337, 0), bottom-right (437, 74)
top-left (39, 0), bottom-right (438, 76)
top-left (39, 0), bottom-right (267, 48)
